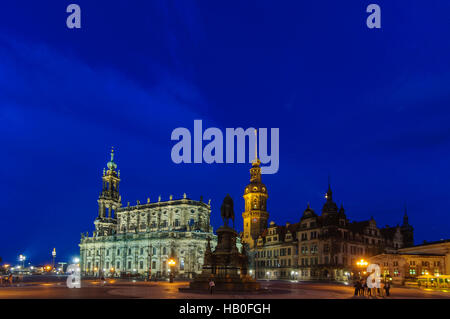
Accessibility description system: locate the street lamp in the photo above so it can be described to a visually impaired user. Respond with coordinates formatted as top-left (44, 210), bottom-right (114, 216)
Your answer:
top-left (356, 259), bottom-right (368, 280)
top-left (19, 254), bottom-right (26, 269)
top-left (167, 258), bottom-right (176, 283)
top-left (356, 259), bottom-right (368, 267)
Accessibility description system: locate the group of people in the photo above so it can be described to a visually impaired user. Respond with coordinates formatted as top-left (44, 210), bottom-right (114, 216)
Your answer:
top-left (354, 278), bottom-right (391, 297)
top-left (0, 274), bottom-right (14, 286)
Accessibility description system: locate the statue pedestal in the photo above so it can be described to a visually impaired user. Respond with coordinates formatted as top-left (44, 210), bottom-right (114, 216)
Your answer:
top-left (184, 225), bottom-right (260, 292)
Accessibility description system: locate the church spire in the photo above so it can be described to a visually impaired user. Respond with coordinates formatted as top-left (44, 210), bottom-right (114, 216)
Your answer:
top-left (252, 129), bottom-right (261, 167)
top-left (249, 131), bottom-right (262, 183)
top-left (325, 176), bottom-right (333, 201)
top-left (322, 178), bottom-right (338, 217)
top-left (107, 146), bottom-right (117, 171)
top-left (400, 202), bottom-right (414, 247)
top-left (403, 203), bottom-right (409, 225)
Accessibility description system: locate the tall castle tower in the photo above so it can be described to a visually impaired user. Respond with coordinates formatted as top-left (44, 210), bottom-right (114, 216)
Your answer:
top-left (242, 130), bottom-right (269, 248)
top-left (94, 147), bottom-right (121, 236)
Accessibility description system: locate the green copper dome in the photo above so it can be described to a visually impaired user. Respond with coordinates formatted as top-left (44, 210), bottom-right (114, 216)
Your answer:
top-left (107, 147), bottom-right (117, 170)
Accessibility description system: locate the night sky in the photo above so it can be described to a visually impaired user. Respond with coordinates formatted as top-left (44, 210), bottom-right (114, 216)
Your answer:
top-left (1, 1), bottom-right (450, 265)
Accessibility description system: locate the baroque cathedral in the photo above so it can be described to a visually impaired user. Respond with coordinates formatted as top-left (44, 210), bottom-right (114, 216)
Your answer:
top-left (79, 149), bottom-right (216, 278)
top-left (241, 157), bottom-right (414, 282)
top-left (79, 147), bottom-right (415, 282)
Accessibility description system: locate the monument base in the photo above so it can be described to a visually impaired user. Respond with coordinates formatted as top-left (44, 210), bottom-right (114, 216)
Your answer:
top-left (186, 273), bottom-right (260, 292)
top-left (181, 195), bottom-right (260, 293)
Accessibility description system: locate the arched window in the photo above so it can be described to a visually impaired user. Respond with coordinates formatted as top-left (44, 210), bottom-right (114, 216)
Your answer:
top-left (253, 197), bottom-right (258, 209)
top-left (180, 258), bottom-right (185, 270)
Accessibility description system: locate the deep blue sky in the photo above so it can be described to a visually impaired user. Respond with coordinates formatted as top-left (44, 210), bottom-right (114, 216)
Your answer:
top-left (1, 1), bottom-right (450, 265)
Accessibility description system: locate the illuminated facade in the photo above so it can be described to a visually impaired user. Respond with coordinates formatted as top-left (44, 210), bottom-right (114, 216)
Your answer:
top-left (242, 162), bottom-right (414, 281)
top-left (369, 252), bottom-right (446, 285)
top-left (398, 239), bottom-right (450, 275)
top-left (242, 158), bottom-right (269, 249)
top-left (79, 149), bottom-right (216, 278)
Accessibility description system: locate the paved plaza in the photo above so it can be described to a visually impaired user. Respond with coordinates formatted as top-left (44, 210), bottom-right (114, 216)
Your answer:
top-left (0, 278), bottom-right (449, 299)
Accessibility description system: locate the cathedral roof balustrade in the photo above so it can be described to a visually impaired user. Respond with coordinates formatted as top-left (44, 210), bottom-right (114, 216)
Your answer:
top-left (117, 197), bottom-right (210, 212)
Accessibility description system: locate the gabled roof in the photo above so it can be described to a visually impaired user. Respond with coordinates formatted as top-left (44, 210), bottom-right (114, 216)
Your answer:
top-left (300, 203), bottom-right (318, 221)
top-left (259, 222), bottom-right (300, 242)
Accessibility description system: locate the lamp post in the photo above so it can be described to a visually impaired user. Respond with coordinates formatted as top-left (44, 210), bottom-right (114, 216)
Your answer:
top-left (19, 254), bottom-right (26, 269)
top-left (167, 258), bottom-right (176, 283)
top-left (356, 258), bottom-right (368, 280)
top-left (52, 248), bottom-right (56, 269)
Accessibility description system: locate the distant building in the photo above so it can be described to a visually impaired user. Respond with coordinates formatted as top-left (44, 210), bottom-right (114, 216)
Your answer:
top-left (369, 239), bottom-right (450, 285)
top-left (79, 149), bottom-right (216, 278)
top-left (241, 158), bottom-right (414, 281)
top-left (398, 239), bottom-right (450, 274)
top-left (369, 252), bottom-right (445, 285)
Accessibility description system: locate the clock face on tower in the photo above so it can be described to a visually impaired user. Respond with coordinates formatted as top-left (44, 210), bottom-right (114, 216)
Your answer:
top-left (252, 218), bottom-right (258, 223)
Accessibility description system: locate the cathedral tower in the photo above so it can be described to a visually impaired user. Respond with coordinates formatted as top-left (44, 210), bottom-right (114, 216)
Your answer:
top-left (95, 147), bottom-right (121, 236)
top-left (242, 130), bottom-right (269, 248)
